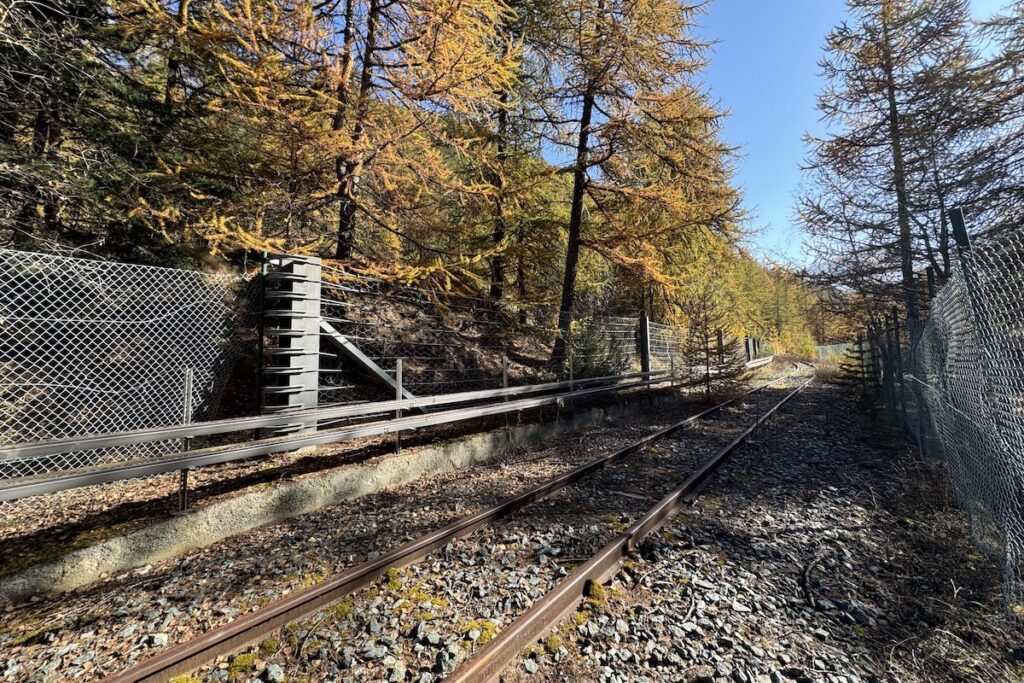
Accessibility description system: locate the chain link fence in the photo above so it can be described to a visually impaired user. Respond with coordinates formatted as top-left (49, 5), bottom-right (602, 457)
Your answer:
top-left (816, 342), bottom-right (853, 363)
top-left (1, 249), bottom-right (773, 517)
top-left (316, 267), bottom-right (644, 408)
top-left (648, 320), bottom-right (750, 387)
top-left (873, 225), bottom-right (1024, 614)
top-left (0, 249), bottom-right (258, 483)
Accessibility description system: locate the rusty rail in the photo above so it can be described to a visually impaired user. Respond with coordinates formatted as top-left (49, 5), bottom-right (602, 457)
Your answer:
top-left (449, 377), bottom-right (813, 683)
top-left (104, 378), bottom-right (789, 683)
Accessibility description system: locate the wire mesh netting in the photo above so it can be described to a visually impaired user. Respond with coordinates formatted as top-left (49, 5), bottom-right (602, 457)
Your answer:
top-left (816, 342), bottom-right (853, 362)
top-left (315, 267), bottom-right (643, 407)
top-left (0, 249), bottom-right (257, 482)
top-left (874, 227), bottom-right (1024, 613)
top-left (648, 320), bottom-right (750, 385)
top-left (0, 249), bottom-right (773, 513)
top-left (649, 321), bottom-right (685, 372)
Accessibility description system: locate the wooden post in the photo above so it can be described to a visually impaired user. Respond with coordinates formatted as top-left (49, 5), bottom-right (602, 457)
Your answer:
top-left (502, 353), bottom-right (509, 431)
top-left (716, 329), bottom-right (724, 365)
top-left (857, 334), bottom-right (866, 390)
top-left (892, 307), bottom-right (906, 423)
top-left (568, 344), bottom-right (576, 413)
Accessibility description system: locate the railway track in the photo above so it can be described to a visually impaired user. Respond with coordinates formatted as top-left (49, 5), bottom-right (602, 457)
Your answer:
top-left (104, 371), bottom-right (811, 683)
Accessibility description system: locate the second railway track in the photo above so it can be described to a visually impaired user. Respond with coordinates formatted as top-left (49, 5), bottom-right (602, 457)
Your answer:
top-left (102, 369), bottom-right (812, 683)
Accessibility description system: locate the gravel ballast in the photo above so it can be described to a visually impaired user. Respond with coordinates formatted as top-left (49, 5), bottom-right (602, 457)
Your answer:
top-left (500, 379), bottom-right (1021, 683)
top-left (181, 378), bottom-right (808, 682)
top-left (4, 371), bottom-right (1015, 683)
top-left (0, 382), bottom-right (747, 682)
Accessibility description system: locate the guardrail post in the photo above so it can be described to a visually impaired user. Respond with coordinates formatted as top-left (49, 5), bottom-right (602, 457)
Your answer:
top-left (639, 312), bottom-right (651, 375)
top-left (568, 344), bottom-right (576, 413)
top-left (176, 368), bottom-right (194, 514)
top-left (502, 353), bottom-right (510, 430)
top-left (261, 255), bottom-right (322, 434)
top-left (395, 358), bottom-right (403, 452)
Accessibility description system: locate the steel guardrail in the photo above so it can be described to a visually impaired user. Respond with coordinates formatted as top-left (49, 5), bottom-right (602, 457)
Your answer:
top-left (0, 372), bottom-right (666, 463)
top-left (1, 358), bottom-right (774, 502)
top-left (0, 375), bottom-right (672, 502)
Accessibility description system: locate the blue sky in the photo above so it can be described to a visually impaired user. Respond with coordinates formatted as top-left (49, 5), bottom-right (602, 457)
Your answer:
top-left (697, 0), bottom-right (1008, 265)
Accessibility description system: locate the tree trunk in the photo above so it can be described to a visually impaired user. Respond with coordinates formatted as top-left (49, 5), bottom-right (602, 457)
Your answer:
top-left (704, 330), bottom-right (711, 396)
top-left (515, 227), bottom-right (527, 323)
top-left (489, 94), bottom-right (509, 299)
top-left (13, 99), bottom-right (61, 247)
top-left (880, 5), bottom-right (917, 318)
top-left (550, 86), bottom-right (596, 365)
top-left (334, 0), bottom-right (376, 261)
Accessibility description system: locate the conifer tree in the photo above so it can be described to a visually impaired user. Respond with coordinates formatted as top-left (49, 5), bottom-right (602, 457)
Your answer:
top-left (546, 0), bottom-right (737, 363)
top-left (800, 0), bottom-right (1020, 316)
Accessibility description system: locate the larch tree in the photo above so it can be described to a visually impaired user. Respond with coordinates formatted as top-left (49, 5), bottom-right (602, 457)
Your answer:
top-left (800, 0), bottom-right (1019, 318)
top-left (326, 0), bottom-right (518, 261)
top-left (545, 0), bottom-right (737, 364)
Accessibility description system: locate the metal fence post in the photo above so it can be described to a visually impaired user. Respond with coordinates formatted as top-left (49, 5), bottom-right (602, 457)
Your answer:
top-left (926, 266), bottom-right (937, 301)
top-left (892, 307), bottom-right (906, 424)
top-left (639, 312), bottom-right (651, 376)
top-left (176, 368), bottom-right (194, 514)
top-left (502, 353), bottom-right (509, 431)
top-left (395, 358), bottom-right (403, 452)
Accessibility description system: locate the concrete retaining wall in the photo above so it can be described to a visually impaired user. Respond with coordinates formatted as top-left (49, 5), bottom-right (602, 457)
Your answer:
top-left (0, 390), bottom-right (684, 603)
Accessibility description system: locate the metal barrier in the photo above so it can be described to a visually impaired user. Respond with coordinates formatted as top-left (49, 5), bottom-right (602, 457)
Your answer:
top-left (0, 372), bottom-right (671, 502)
top-left (0, 248), bottom-right (773, 509)
top-left (0, 249), bottom-right (256, 480)
top-left (872, 210), bottom-right (1024, 613)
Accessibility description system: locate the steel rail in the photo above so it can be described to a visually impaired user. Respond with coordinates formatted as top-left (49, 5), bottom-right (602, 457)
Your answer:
top-left (0, 372), bottom-right (665, 463)
top-left (449, 376), bottom-right (813, 683)
top-left (0, 375), bottom-right (674, 502)
top-left (103, 378), bottom-right (787, 683)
